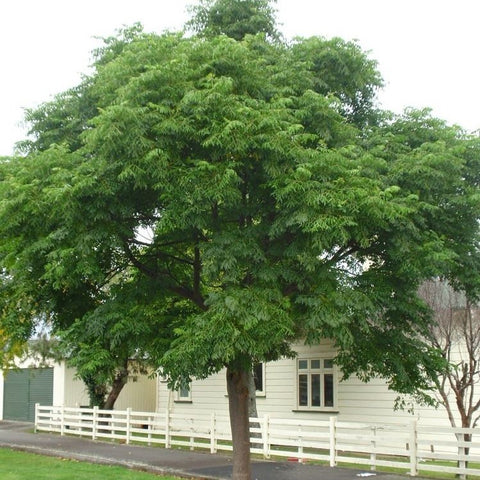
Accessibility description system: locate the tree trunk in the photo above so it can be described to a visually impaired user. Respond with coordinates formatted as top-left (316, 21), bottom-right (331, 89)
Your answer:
top-left (227, 365), bottom-right (252, 480)
top-left (103, 366), bottom-right (129, 410)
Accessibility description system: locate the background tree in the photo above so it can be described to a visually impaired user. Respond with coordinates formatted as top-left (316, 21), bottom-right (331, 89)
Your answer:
top-left (420, 280), bottom-right (480, 430)
top-left (24, 331), bottom-right (63, 368)
top-left (419, 279), bottom-right (480, 470)
top-left (56, 279), bottom-right (177, 409)
top-left (0, 3), bottom-right (479, 480)
top-left (0, 266), bottom-right (29, 367)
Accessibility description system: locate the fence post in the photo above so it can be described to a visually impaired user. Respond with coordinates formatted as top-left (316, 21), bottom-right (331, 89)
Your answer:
top-left (148, 416), bottom-right (152, 446)
top-left (92, 406), bottom-right (98, 441)
top-left (263, 414), bottom-right (270, 459)
top-left (210, 412), bottom-right (217, 453)
top-left (329, 416), bottom-right (337, 467)
top-left (126, 407), bottom-right (132, 445)
top-left (409, 419), bottom-right (418, 476)
top-left (165, 409), bottom-right (171, 449)
top-left (60, 405), bottom-right (65, 436)
top-left (370, 426), bottom-right (377, 471)
top-left (189, 417), bottom-right (195, 451)
top-left (298, 426), bottom-right (303, 462)
top-left (457, 430), bottom-right (467, 480)
top-left (34, 403), bottom-right (39, 433)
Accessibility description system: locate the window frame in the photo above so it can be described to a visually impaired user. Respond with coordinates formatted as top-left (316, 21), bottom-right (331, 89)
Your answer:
top-left (296, 356), bottom-right (337, 411)
top-left (174, 382), bottom-right (192, 402)
top-left (253, 362), bottom-right (266, 397)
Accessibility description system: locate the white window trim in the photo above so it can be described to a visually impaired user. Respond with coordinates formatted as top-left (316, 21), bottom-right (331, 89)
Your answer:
top-left (295, 356), bottom-right (338, 412)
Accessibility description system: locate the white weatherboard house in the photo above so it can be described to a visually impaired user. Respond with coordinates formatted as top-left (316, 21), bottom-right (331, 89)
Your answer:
top-left (0, 359), bottom-right (156, 422)
top-left (3, 339), bottom-right (467, 429)
top-left (156, 340), bottom-right (461, 428)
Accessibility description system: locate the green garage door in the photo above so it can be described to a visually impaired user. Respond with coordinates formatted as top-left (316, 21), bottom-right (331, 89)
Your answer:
top-left (3, 368), bottom-right (53, 422)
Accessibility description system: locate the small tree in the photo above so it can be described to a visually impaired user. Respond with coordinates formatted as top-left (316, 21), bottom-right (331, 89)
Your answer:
top-left (25, 332), bottom-right (63, 368)
top-left (420, 280), bottom-right (480, 455)
top-left (56, 277), bottom-right (177, 409)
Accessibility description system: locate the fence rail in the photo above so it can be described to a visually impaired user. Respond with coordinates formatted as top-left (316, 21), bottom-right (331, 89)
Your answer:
top-left (35, 405), bottom-right (480, 478)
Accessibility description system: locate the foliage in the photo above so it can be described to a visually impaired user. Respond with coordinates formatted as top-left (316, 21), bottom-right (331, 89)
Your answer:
top-left (0, 2), bottom-right (479, 477)
top-left (1, 28), bottom-right (478, 397)
top-left (186, 0), bottom-right (280, 41)
top-left (16, 24), bottom-right (146, 155)
top-left (290, 36), bottom-right (383, 125)
top-left (0, 329), bottom-right (25, 369)
top-left (25, 332), bottom-right (63, 368)
top-left (57, 279), bottom-right (179, 407)
top-left (0, 269), bottom-right (28, 367)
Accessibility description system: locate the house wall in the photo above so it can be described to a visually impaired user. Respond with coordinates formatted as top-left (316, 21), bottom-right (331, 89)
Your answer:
top-left (157, 342), bottom-right (462, 427)
top-left (157, 369), bottom-right (230, 416)
top-left (60, 365), bottom-right (90, 407)
top-left (60, 365), bottom-right (157, 412)
top-left (337, 376), bottom-right (447, 426)
top-left (1, 357), bottom-right (157, 418)
top-left (115, 372), bottom-right (157, 412)
top-left (52, 362), bottom-right (66, 406)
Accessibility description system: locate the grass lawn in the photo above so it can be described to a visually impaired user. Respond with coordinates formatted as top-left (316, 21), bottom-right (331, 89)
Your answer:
top-left (0, 448), bottom-right (183, 480)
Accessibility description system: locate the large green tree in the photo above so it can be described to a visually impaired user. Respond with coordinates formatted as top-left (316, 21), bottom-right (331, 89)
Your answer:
top-left (1, 3), bottom-right (479, 479)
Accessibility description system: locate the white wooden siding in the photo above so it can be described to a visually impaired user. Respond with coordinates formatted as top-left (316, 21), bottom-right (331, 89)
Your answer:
top-left (115, 372), bottom-right (156, 412)
top-left (156, 342), bottom-right (470, 427)
top-left (158, 370), bottom-right (230, 417)
top-left (61, 365), bottom-right (90, 407)
top-left (61, 365), bottom-right (157, 412)
top-left (52, 362), bottom-right (66, 406)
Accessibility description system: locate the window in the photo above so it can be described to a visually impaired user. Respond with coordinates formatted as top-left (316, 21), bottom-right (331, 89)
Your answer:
top-left (297, 358), bottom-right (336, 410)
top-left (253, 362), bottom-right (265, 396)
top-left (175, 382), bottom-right (191, 402)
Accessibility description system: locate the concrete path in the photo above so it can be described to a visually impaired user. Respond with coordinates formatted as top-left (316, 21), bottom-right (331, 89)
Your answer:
top-left (0, 420), bottom-right (410, 480)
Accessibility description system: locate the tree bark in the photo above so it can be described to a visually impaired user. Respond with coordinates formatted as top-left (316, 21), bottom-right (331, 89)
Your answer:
top-left (103, 366), bottom-right (129, 410)
top-left (227, 365), bottom-right (252, 480)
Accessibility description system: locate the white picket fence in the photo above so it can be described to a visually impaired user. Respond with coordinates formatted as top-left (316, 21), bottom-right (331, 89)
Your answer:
top-left (35, 405), bottom-right (480, 478)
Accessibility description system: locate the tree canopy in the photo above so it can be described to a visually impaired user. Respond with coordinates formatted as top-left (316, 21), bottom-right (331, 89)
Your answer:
top-left (186, 0), bottom-right (280, 40)
top-left (1, 2), bottom-right (479, 478)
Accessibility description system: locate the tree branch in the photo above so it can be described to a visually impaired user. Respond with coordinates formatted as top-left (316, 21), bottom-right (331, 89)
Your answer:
top-left (122, 240), bottom-right (207, 311)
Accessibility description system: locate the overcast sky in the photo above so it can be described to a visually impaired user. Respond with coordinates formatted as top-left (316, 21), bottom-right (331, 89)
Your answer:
top-left (1, 0), bottom-right (479, 156)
